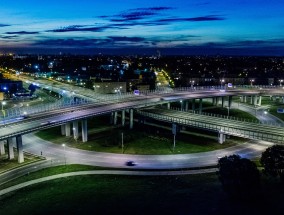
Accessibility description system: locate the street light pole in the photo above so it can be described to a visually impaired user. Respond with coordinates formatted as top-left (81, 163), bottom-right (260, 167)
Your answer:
top-left (226, 106), bottom-right (230, 119)
top-left (1, 101), bottom-right (6, 124)
top-left (73, 128), bottom-right (77, 142)
top-left (62, 144), bottom-right (66, 166)
top-left (121, 132), bottom-right (124, 153)
top-left (220, 79), bottom-right (225, 89)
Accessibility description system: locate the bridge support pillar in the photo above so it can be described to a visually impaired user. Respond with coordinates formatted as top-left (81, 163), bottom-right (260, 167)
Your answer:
top-left (16, 135), bottom-right (24, 163)
top-left (244, 96), bottom-right (247, 103)
top-left (199, 99), bottom-right (203, 114)
top-left (113, 112), bottom-right (118, 125)
top-left (258, 96), bottom-right (262, 106)
top-left (192, 99), bottom-right (195, 111)
top-left (218, 131), bottom-right (226, 144)
top-left (65, 123), bottom-right (71, 137)
top-left (180, 100), bottom-right (183, 111)
top-left (81, 119), bottom-right (88, 142)
top-left (250, 96), bottom-right (253, 105)
top-left (228, 96), bottom-right (232, 108)
top-left (122, 110), bottom-right (125, 127)
top-left (130, 109), bottom-right (133, 129)
top-left (7, 137), bottom-right (14, 160)
top-left (0, 141), bottom-right (5, 155)
top-left (254, 95), bottom-right (258, 106)
top-left (61, 125), bottom-right (66, 135)
top-left (216, 97), bottom-right (220, 106)
top-left (167, 102), bottom-right (171, 109)
top-left (185, 101), bottom-right (189, 112)
top-left (221, 97), bottom-right (224, 108)
top-left (73, 120), bottom-right (79, 141)
top-left (110, 112), bottom-right (114, 124)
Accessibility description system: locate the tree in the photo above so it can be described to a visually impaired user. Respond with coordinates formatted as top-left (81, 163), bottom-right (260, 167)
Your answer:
top-left (217, 154), bottom-right (260, 197)
top-left (260, 144), bottom-right (284, 182)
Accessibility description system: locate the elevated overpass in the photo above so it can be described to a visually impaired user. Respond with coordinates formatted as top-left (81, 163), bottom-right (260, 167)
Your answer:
top-left (0, 86), bottom-right (284, 163)
top-left (137, 107), bottom-right (284, 144)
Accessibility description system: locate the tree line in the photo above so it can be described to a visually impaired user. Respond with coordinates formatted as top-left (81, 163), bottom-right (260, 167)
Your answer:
top-left (217, 144), bottom-right (284, 197)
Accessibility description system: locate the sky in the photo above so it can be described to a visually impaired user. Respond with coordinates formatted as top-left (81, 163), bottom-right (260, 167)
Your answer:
top-left (0, 0), bottom-right (284, 55)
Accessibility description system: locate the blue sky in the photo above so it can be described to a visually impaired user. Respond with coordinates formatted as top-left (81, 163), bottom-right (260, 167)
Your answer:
top-left (0, 0), bottom-right (284, 55)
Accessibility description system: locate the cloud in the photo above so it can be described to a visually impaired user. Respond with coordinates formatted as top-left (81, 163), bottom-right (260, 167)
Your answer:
top-left (0, 24), bottom-right (10, 27)
top-left (98, 6), bottom-right (224, 27)
top-left (48, 24), bottom-right (123, 33)
top-left (33, 36), bottom-right (148, 49)
top-left (103, 7), bottom-right (174, 22)
top-left (0, 35), bottom-right (18, 39)
top-left (158, 15), bottom-right (225, 23)
top-left (108, 36), bottom-right (145, 42)
top-left (49, 7), bottom-right (224, 35)
top-left (34, 38), bottom-right (111, 47)
top-left (5, 31), bottom-right (39, 35)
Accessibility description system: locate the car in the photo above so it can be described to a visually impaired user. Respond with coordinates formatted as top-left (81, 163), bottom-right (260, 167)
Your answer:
top-left (40, 121), bottom-right (50, 125)
top-left (125, 160), bottom-right (137, 166)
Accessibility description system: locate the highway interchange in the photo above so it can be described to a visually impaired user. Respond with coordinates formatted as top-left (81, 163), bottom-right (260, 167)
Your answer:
top-left (1, 79), bottom-right (284, 187)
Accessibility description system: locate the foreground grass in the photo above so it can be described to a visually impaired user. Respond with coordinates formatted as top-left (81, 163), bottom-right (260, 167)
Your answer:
top-left (0, 165), bottom-right (106, 190)
top-left (0, 152), bottom-right (44, 174)
top-left (1, 171), bottom-right (284, 215)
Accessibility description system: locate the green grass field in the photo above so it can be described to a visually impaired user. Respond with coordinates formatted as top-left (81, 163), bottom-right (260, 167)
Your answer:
top-left (202, 107), bottom-right (259, 122)
top-left (0, 170), bottom-right (283, 215)
top-left (35, 123), bottom-right (242, 155)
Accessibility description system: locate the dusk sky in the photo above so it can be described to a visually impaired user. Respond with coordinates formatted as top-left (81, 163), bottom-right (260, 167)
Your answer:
top-left (0, 0), bottom-right (284, 55)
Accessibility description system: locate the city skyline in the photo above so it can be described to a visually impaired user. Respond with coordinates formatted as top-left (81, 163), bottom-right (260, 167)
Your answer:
top-left (0, 0), bottom-right (284, 55)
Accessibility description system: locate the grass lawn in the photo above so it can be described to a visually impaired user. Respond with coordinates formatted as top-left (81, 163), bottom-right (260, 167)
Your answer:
top-left (0, 165), bottom-right (106, 190)
top-left (35, 123), bottom-right (242, 155)
top-left (203, 107), bottom-right (259, 122)
top-left (0, 152), bottom-right (44, 174)
top-left (0, 171), bottom-right (284, 215)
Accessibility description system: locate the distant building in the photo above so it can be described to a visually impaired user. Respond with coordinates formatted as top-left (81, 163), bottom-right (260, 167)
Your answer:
top-left (136, 84), bottom-right (150, 92)
top-left (0, 79), bottom-right (23, 93)
top-left (0, 92), bottom-right (4, 101)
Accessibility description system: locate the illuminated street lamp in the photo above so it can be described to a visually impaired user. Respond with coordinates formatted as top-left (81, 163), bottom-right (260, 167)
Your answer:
top-left (1, 101), bottom-right (6, 111)
top-left (190, 80), bottom-right (195, 89)
top-left (279, 79), bottom-right (283, 86)
top-left (220, 79), bottom-right (225, 88)
top-left (250, 79), bottom-right (254, 86)
top-left (73, 128), bottom-right (77, 142)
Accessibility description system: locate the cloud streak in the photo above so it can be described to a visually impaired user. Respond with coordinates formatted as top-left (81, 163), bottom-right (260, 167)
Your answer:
top-left (5, 31), bottom-right (39, 35)
top-left (158, 15), bottom-right (225, 23)
top-left (49, 6), bottom-right (225, 34)
top-left (0, 24), bottom-right (11, 27)
top-left (100, 6), bottom-right (174, 22)
top-left (34, 38), bottom-right (111, 48)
